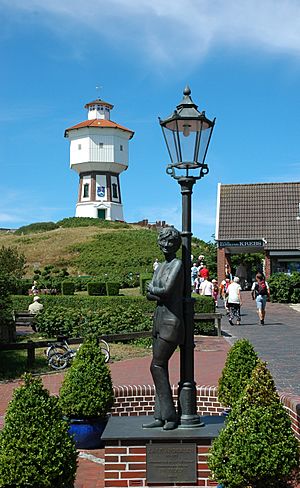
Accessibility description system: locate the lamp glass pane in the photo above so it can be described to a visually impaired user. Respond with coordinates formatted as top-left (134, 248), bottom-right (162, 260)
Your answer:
top-left (163, 126), bottom-right (180, 164)
top-left (178, 129), bottom-right (198, 163)
top-left (198, 126), bottom-right (213, 164)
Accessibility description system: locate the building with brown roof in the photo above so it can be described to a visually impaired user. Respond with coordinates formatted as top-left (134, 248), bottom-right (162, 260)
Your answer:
top-left (215, 182), bottom-right (300, 283)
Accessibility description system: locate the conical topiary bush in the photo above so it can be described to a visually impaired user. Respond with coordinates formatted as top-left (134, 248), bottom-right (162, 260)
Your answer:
top-left (59, 337), bottom-right (114, 419)
top-left (209, 360), bottom-right (299, 488)
top-left (59, 337), bottom-right (114, 449)
top-left (0, 373), bottom-right (77, 488)
top-left (218, 338), bottom-right (258, 408)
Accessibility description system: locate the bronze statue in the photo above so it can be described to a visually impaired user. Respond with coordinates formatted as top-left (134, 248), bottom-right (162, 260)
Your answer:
top-left (143, 227), bottom-right (184, 430)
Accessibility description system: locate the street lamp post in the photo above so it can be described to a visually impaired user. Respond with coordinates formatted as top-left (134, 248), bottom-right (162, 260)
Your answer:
top-left (159, 86), bottom-right (215, 427)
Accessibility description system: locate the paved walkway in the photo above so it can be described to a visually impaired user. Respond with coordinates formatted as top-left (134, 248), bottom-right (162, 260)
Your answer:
top-left (221, 291), bottom-right (300, 395)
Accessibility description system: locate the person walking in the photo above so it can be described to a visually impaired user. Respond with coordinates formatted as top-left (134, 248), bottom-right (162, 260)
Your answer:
top-left (211, 279), bottom-right (219, 307)
top-left (191, 263), bottom-right (199, 287)
top-left (219, 275), bottom-right (231, 313)
top-left (198, 264), bottom-right (209, 282)
top-left (251, 272), bottom-right (270, 325)
top-left (227, 276), bottom-right (242, 326)
top-left (199, 277), bottom-right (213, 297)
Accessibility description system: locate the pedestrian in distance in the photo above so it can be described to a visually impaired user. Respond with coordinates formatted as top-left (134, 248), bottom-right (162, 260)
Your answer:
top-left (199, 277), bottom-right (213, 297)
top-left (227, 276), bottom-right (242, 326)
top-left (251, 272), bottom-right (270, 325)
top-left (191, 262), bottom-right (199, 286)
top-left (193, 276), bottom-right (201, 294)
top-left (28, 296), bottom-right (44, 315)
top-left (211, 279), bottom-right (219, 307)
top-left (219, 275), bottom-right (231, 314)
top-left (198, 264), bottom-right (209, 282)
top-left (28, 296), bottom-right (44, 332)
top-left (31, 280), bottom-right (39, 296)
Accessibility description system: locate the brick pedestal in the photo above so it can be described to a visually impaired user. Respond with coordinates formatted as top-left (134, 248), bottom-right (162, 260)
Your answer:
top-left (102, 415), bottom-right (224, 488)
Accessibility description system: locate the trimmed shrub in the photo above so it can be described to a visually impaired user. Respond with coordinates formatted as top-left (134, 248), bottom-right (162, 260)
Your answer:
top-left (209, 361), bottom-right (299, 488)
top-left (12, 294), bottom-right (216, 338)
top-left (218, 339), bottom-right (258, 408)
top-left (35, 307), bottom-right (82, 337)
top-left (62, 281), bottom-right (75, 295)
top-left (140, 273), bottom-right (153, 295)
top-left (0, 373), bottom-right (77, 488)
top-left (14, 278), bottom-right (33, 295)
top-left (268, 272), bottom-right (300, 304)
top-left (87, 282), bottom-right (106, 296)
top-left (194, 295), bottom-right (215, 335)
top-left (59, 338), bottom-right (114, 418)
top-left (106, 282), bottom-right (120, 296)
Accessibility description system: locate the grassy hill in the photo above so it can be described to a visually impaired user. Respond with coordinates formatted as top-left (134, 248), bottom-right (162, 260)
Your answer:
top-left (0, 219), bottom-right (217, 280)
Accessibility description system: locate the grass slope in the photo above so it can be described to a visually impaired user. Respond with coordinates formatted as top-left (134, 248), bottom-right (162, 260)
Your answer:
top-left (0, 221), bottom-right (216, 278)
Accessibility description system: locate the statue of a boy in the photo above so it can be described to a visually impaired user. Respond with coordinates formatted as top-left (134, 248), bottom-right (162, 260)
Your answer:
top-left (143, 226), bottom-right (184, 430)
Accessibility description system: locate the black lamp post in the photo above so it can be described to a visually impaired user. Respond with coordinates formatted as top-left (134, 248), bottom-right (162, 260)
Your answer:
top-left (159, 86), bottom-right (215, 427)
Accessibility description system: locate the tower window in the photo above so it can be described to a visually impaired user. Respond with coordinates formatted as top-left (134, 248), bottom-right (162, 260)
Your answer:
top-left (120, 145), bottom-right (123, 151)
top-left (78, 144), bottom-right (82, 150)
top-left (112, 183), bottom-right (118, 199)
top-left (83, 183), bottom-right (89, 198)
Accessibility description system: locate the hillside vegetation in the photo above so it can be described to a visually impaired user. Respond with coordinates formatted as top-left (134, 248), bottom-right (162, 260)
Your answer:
top-left (0, 218), bottom-right (217, 279)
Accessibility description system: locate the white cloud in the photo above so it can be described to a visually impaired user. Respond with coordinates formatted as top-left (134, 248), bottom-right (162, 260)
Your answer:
top-left (0, 212), bottom-right (25, 223)
top-left (2, 0), bottom-right (300, 66)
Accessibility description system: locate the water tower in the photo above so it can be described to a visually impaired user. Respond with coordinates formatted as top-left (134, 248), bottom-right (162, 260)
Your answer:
top-left (65, 98), bottom-right (134, 220)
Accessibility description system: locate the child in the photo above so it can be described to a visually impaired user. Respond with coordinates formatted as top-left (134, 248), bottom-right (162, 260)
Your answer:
top-left (211, 279), bottom-right (219, 307)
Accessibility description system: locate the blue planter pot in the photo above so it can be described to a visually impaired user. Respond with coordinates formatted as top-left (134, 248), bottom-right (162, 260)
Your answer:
top-left (68, 417), bottom-right (108, 449)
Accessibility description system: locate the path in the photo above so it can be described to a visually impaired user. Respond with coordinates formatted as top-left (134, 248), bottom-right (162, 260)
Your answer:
top-left (221, 291), bottom-right (300, 395)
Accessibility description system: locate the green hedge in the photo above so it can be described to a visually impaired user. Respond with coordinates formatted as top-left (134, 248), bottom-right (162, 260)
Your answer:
top-left (139, 273), bottom-right (153, 295)
top-left (61, 281), bottom-right (75, 295)
top-left (268, 272), bottom-right (300, 303)
top-left (194, 295), bottom-right (215, 335)
top-left (87, 282), bottom-right (107, 296)
top-left (12, 294), bottom-right (215, 337)
top-left (106, 282), bottom-right (120, 296)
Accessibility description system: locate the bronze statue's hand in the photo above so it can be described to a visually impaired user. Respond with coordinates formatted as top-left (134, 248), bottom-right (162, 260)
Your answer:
top-left (146, 282), bottom-right (154, 293)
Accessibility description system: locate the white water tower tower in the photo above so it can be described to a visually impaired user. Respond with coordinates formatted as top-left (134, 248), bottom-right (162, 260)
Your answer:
top-left (65, 98), bottom-right (134, 221)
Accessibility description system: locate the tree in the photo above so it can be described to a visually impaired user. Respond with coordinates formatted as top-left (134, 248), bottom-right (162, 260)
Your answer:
top-left (209, 361), bottom-right (299, 488)
top-left (218, 339), bottom-right (258, 408)
top-left (0, 245), bottom-right (26, 278)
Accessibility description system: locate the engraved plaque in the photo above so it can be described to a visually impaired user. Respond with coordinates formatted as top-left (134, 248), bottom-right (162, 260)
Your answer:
top-left (146, 443), bottom-right (197, 483)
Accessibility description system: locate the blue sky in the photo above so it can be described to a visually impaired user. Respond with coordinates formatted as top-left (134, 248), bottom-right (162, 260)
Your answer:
top-left (1, 0), bottom-right (300, 241)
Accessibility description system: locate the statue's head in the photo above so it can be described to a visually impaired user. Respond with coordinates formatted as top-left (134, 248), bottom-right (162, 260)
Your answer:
top-left (158, 227), bottom-right (182, 255)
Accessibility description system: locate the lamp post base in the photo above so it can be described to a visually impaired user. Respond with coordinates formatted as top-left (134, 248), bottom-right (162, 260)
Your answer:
top-left (178, 380), bottom-right (205, 428)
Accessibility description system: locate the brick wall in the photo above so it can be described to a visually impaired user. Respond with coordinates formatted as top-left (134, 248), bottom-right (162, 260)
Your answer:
top-left (104, 443), bottom-right (218, 488)
top-left (112, 384), bottom-right (300, 441)
top-left (112, 385), bottom-right (224, 418)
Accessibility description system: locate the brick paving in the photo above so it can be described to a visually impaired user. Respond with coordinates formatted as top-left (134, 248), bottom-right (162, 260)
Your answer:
top-left (1, 296), bottom-right (299, 487)
top-left (221, 291), bottom-right (300, 395)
